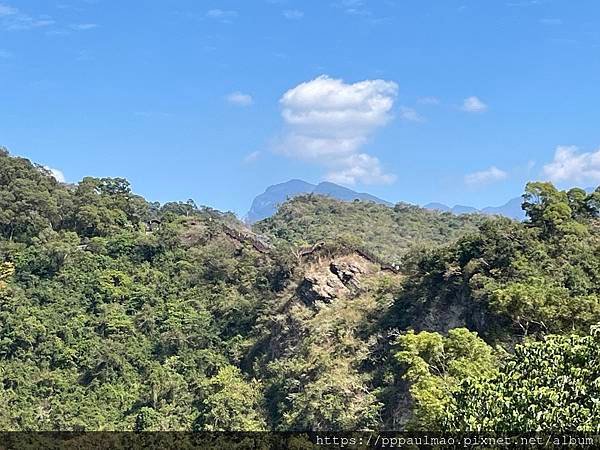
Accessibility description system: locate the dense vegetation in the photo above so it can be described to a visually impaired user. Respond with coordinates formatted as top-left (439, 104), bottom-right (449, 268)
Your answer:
top-left (1, 148), bottom-right (599, 431)
top-left (256, 195), bottom-right (485, 264)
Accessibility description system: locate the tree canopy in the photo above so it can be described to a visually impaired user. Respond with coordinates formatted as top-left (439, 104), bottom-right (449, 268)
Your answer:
top-left (1, 149), bottom-right (599, 432)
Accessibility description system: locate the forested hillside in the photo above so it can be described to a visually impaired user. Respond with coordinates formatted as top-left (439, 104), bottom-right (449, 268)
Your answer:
top-left (255, 195), bottom-right (485, 264)
top-left (1, 148), bottom-right (600, 431)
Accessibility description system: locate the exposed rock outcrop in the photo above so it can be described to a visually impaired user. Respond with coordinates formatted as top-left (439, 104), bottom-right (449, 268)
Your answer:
top-left (296, 254), bottom-right (380, 306)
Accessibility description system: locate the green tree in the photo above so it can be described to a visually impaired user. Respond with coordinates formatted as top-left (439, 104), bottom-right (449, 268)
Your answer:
top-left (522, 182), bottom-right (587, 236)
top-left (0, 152), bottom-right (64, 241)
top-left (395, 329), bottom-right (498, 430)
top-left (445, 327), bottom-right (600, 432)
top-left (195, 365), bottom-right (267, 431)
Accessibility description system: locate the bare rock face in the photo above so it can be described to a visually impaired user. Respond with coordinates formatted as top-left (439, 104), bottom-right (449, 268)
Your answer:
top-left (297, 275), bottom-right (344, 304)
top-left (296, 255), bottom-right (373, 306)
top-left (330, 260), bottom-right (363, 288)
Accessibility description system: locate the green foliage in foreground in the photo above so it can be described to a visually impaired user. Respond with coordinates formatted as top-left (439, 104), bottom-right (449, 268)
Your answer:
top-left (395, 329), bottom-right (499, 430)
top-left (396, 327), bottom-right (600, 432)
top-left (1, 149), bottom-right (600, 432)
top-left (444, 327), bottom-right (600, 432)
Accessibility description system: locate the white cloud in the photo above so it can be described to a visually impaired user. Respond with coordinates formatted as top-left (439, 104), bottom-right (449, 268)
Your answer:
top-left (206, 9), bottom-right (238, 23)
top-left (44, 166), bottom-right (66, 183)
top-left (543, 146), bottom-right (600, 184)
top-left (276, 134), bottom-right (365, 160)
top-left (462, 96), bottom-right (488, 113)
top-left (326, 154), bottom-right (396, 186)
top-left (276, 75), bottom-right (397, 185)
top-left (280, 75), bottom-right (397, 144)
top-left (283, 9), bottom-right (304, 20)
top-left (226, 91), bottom-right (253, 107)
top-left (399, 106), bottom-right (425, 123)
top-left (465, 166), bottom-right (507, 186)
top-left (243, 151), bottom-right (261, 163)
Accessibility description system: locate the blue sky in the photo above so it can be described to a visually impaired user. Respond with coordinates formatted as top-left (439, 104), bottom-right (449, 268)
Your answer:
top-left (1, 0), bottom-right (599, 216)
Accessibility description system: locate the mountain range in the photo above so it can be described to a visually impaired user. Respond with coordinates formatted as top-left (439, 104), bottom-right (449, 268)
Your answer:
top-left (424, 197), bottom-right (526, 221)
top-left (246, 180), bottom-right (392, 223)
top-left (424, 186), bottom-right (596, 220)
top-left (246, 179), bottom-right (527, 223)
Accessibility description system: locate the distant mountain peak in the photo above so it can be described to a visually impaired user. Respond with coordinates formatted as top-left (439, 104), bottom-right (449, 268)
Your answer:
top-left (248, 180), bottom-right (531, 224)
top-left (423, 202), bottom-right (450, 212)
top-left (246, 179), bottom-right (390, 223)
top-left (424, 196), bottom-right (526, 221)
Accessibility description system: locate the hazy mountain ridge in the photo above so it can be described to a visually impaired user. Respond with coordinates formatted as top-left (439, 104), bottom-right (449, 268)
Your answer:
top-left (246, 179), bottom-right (391, 223)
top-left (249, 179), bottom-right (529, 223)
top-left (424, 187), bottom-right (597, 221)
top-left (425, 197), bottom-right (526, 220)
